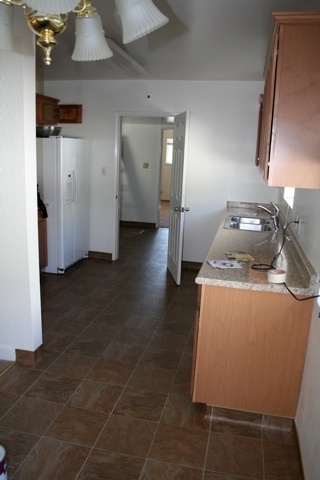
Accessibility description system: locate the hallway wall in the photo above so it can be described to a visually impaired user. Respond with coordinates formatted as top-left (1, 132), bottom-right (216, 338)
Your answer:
top-left (120, 122), bottom-right (161, 224)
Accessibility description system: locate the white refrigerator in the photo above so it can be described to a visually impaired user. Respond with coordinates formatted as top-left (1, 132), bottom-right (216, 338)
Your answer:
top-left (37, 136), bottom-right (89, 274)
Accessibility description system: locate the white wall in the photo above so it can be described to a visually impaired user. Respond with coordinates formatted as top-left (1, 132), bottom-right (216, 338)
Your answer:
top-left (0, 14), bottom-right (42, 359)
top-left (278, 188), bottom-right (320, 480)
top-left (161, 129), bottom-right (173, 201)
top-left (44, 79), bottom-right (278, 262)
top-left (120, 122), bottom-right (161, 224)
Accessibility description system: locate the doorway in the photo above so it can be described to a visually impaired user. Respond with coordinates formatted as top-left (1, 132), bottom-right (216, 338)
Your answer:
top-left (113, 111), bottom-right (190, 285)
top-left (159, 128), bottom-right (174, 228)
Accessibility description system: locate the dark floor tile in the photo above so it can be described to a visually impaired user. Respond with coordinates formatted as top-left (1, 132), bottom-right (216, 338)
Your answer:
top-left (149, 423), bottom-right (209, 469)
top-left (96, 414), bottom-right (157, 456)
top-left (25, 372), bottom-right (81, 403)
top-left (77, 449), bottom-right (145, 480)
top-left (203, 472), bottom-right (251, 479)
top-left (141, 459), bottom-right (203, 479)
top-left (140, 347), bottom-right (182, 370)
top-left (46, 405), bottom-right (108, 446)
top-left (127, 365), bottom-right (176, 393)
top-left (22, 229), bottom-right (303, 479)
top-left (49, 316), bottom-right (90, 336)
top-left (42, 331), bottom-right (77, 353)
top-left (47, 352), bottom-right (97, 378)
top-left (157, 318), bottom-right (194, 336)
top-left (80, 322), bottom-right (122, 342)
top-left (94, 309), bottom-right (131, 326)
top-left (0, 366), bottom-right (41, 395)
top-left (69, 380), bottom-right (123, 412)
top-left (102, 342), bottom-right (146, 364)
top-left (171, 352), bottom-right (193, 395)
top-left (86, 359), bottom-right (135, 385)
top-left (114, 387), bottom-right (167, 421)
top-left (0, 428), bottom-right (39, 477)
top-left (0, 391), bottom-right (20, 418)
top-left (114, 326), bottom-right (154, 346)
top-left (13, 436), bottom-right (90, 480)
top-left (206, 432), bottom-right (263, 479)
top-left (66, 336), bottom-right (111, 357)
top-left (148, 331), bottom-right (188, 352)
top-left (0, 396), bottom-right (62, 435)
top-left (162, 394), bottom-right (211, 430)
top-left (211, 407), bottom-right (262, 439)
top-left (263, 440), bottom-right (304, 480)
top-left (125, 312), bottom-right (162, 332)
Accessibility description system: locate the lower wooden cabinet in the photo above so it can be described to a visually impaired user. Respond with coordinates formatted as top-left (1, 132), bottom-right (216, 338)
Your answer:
top-left (191, 284), bottom-right (313, 417)
top-left (38, 217), bottom-right (48, 270)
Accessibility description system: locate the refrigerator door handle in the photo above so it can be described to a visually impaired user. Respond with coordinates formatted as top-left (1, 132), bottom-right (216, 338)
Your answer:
top-left (65, 173), bottom-right (74, 203)
top-left (74, 169), bottom-right (79, 205)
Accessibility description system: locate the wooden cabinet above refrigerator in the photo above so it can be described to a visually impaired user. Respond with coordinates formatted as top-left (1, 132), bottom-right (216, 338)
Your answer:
top-left (36, 94), bottom-right (82, 125)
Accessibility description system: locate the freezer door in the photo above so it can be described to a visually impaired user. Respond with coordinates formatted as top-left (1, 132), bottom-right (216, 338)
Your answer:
top-left (74, 139), bottom-right (89, 262)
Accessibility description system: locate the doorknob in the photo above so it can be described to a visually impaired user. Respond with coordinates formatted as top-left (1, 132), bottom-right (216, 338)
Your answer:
top-left (174, 207), bottom-right (190, 212)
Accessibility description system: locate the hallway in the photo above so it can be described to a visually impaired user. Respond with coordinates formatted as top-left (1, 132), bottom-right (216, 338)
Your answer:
top-left (0, 227), bottom-right (303, 479)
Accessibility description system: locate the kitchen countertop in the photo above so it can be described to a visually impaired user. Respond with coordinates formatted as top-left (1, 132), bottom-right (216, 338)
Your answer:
top-left (196, 201), bottom-right (318, 295)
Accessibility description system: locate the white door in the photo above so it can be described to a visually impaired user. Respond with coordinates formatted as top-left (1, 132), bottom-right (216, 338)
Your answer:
top-left (167, 111), bottom-right (190, 285)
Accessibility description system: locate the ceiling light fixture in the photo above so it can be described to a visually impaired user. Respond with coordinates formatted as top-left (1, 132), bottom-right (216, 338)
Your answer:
top-left (115, 0), bottom-right (169, 44)
top-left (0, 0), bottom-right (168, 66)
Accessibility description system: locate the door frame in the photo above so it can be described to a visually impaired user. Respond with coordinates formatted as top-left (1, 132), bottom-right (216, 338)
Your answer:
top-left (113, 111), bottom-right (181, 261)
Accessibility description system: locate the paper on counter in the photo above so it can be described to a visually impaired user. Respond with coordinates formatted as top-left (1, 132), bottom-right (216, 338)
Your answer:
top-left (224, 250), bottom-right (255, 262)
top-left (207, 260), bottom-right (242, 269)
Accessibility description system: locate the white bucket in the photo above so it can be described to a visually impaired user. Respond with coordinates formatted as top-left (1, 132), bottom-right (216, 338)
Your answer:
top-left (0, 446), bottom-right (7, 480)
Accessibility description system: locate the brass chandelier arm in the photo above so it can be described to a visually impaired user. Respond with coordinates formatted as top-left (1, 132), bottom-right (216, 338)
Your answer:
top-left (71, 0), bottom-right (92, 16)
top-left (0, 0), bottom-right (24, 5)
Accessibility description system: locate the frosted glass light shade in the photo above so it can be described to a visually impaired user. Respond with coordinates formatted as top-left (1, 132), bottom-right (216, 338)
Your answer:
top-left (24, 0), bottom-right (80, 14)
top-left (115, 0), bottom-right (169, 44)
top-left (0, 2), bottom-right (14, 51)
top-left (72, 14), bottom-right (113, 61)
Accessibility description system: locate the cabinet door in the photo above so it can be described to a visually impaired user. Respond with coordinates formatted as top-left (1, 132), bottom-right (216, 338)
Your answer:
top-left (38, 218), bottom-right (48, 269)
top-left (256, 32), bottom-right (278, 179)
top-left (192, 285), bottom-right (312, 417)
top-left (36, 94), bottom-right (60, 125)
top-left (257, 12), bottom-right (320, 189)
top-left (59, 105), bottom-right (82, 124)
top-left (268, 22), bottom-right (320, 188)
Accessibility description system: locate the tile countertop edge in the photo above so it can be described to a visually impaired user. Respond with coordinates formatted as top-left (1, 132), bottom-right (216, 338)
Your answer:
top-left (195, 202), bottom-right (318, 296)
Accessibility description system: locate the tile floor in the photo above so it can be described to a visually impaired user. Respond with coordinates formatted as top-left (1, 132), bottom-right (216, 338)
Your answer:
top-left (0, 227), bottom-right (304, 479)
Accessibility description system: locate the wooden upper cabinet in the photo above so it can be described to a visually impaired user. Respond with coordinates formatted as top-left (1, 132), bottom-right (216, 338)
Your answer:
top-left (59, 105), bottom-right (82, 124)
top-left (256, 12), bottom-right (320, 189)
top-left (36, 94), bottom-right (83, 125)
top-left (36, 94), bottom-right (60, 125)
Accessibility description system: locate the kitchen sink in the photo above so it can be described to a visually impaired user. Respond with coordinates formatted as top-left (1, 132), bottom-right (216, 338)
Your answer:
top-left (224, 215), bottom-right (274, 232)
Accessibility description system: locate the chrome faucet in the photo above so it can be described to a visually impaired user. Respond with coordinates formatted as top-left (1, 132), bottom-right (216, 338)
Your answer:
top-left (257, 202), bottom-right (280, 231)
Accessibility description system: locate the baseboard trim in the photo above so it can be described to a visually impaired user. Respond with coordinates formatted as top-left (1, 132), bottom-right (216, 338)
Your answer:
top-left (16, 344), bottom-right (43, 367)
top-left (120, 221), bottom-right (156, 229)
top-left (88, 251), bottom-right (112, 261)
